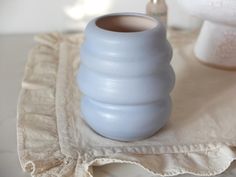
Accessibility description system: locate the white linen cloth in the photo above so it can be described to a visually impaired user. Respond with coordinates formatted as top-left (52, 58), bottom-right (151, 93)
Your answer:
top-left (17, 31), bottom-right (236, 177)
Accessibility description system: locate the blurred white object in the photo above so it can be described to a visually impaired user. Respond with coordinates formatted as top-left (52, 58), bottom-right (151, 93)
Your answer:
top-left (178, 0), bottom-right (236, 69)
top-left (166, 0), bottom-right (202, 30)
top-left (146, 0), bottom-right (168, 26)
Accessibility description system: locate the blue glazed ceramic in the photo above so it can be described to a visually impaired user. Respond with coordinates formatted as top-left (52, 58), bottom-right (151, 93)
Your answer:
top-left (77, 13), bottom-right (175, 141)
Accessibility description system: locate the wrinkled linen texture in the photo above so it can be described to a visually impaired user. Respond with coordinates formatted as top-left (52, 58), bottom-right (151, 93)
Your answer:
top-left (17, 31), bottom-right (236, 177)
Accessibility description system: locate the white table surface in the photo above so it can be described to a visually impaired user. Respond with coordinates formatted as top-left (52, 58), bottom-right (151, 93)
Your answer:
top-left (1, 34), bottom-right (236, 177)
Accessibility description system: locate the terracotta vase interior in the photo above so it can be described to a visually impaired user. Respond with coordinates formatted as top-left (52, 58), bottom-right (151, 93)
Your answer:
top-left (96, 15), bottom-right (157, 32)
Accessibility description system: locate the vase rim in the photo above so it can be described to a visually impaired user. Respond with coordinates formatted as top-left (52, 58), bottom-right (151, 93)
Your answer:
top-left (93, 13), bottom-right (160, 34)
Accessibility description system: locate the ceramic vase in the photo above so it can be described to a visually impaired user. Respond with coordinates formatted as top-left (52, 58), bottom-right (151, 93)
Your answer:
top-left (77, 13), bottom-right (175, 141)
top-left (178, 0), bottom-right (236, 69)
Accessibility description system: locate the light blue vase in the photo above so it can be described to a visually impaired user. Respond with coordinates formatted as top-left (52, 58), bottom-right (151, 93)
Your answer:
top-left (77, 13), bottom-right (175, 141)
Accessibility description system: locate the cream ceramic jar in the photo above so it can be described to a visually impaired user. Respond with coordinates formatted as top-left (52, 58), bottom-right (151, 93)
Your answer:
top-left (77, 13), bottom-right (175, 141)
top-left (178, 0), bottom-right (236, 69)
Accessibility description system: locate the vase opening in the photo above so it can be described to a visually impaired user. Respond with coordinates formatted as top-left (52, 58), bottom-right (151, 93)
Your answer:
top-left (96, 14), bottom-right (158, 33)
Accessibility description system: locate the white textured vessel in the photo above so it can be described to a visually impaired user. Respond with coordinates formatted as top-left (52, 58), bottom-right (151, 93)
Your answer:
top-left (178, 0), bottom-right (236, 69)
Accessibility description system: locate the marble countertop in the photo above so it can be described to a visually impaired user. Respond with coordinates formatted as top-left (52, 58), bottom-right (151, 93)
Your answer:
top-left (0, 34), bottom-right (236, 177)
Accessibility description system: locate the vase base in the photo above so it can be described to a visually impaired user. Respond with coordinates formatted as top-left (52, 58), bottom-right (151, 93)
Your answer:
top-left (93, 128), bottom-right (161, 142)
top-left (80, 96), bottom-right (171, 142)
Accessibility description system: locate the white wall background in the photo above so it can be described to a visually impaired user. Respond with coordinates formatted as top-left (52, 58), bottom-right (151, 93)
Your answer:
top-left (0, 0), bottom-right (201, 34)
top-left (0, 0), bottom-right (147, 34)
